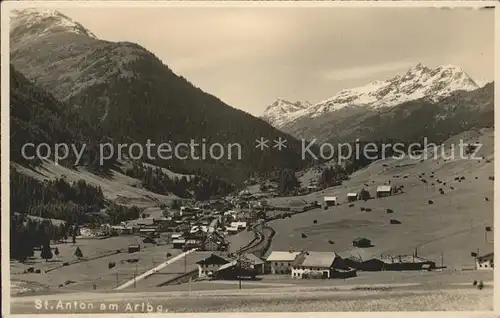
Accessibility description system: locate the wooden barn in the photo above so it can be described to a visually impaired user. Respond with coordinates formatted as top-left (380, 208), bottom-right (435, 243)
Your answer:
top-left (352, 237), bottom-right (372, 248)
top-left (323, 196), bottom-right (337, 208)
top-left (376, 185), bottom-right (393, 198)
top-left (347, 193), bottom-right (358, 202)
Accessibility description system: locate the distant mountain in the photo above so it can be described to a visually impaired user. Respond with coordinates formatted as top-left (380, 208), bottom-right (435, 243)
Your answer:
top-left (283, 82), bottom-right (494, 145)
top-left (263, 63), bottom-right (480, 129)
top-left (10, 9), bottom-right (315, 182)
top-left (261, 99), bottom-right (312, 128)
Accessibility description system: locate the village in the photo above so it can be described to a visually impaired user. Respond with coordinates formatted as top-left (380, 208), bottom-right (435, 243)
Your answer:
top-left (11, 148), bottom-right (494, 295)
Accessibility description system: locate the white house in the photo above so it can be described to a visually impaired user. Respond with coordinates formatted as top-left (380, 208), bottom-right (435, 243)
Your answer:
top-left (230, 221), bottom-right (247, 229)
top-left (323, 196), bottom-right (337, 208)
top-left (208, 219), bottom-right (219, 233)
top-left (476, 252), bottom-right (494, 270)
top-left (226, 226), bottom-right (239, 234)
top-left (265, 251), bottom-right (301, 274)
top-left (291, 252), bottom-right (340, 279)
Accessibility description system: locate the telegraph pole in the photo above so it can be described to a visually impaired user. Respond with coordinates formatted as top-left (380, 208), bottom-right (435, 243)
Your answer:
top-left (440, 251), bottom-right (444, 268)
top-left (134, 263), bottom-right (138, 288)
top-left (184, 251), bottom-right (187, 274)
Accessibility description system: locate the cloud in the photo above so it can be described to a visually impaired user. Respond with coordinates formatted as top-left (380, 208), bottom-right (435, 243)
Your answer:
top-left (321, 61), bottom-right (416, 81)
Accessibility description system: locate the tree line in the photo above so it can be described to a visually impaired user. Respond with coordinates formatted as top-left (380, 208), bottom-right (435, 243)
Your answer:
top-left (124, 162), bottom-right (236, 201)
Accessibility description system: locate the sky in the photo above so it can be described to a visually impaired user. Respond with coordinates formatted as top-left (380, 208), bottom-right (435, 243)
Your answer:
top-left (56, 7), bottom-right (495, 116)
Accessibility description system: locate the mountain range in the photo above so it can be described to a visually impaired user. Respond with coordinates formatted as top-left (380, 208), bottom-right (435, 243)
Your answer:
top-left (10, 9), bottom-right (315, 183)
top-left (262, 64), bottom-right (493, 144)
top-left (262, 63), bottom-right (484, 129)
top-left (9, 8), bottom-right (494, 183)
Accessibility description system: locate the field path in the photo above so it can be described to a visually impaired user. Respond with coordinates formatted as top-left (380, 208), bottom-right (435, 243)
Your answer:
top-left (114, 249), bottom-right (197, 290)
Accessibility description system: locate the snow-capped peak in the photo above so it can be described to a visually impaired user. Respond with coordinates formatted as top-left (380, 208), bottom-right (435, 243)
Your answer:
top-left (262, 99), bottom-right (312, 128)
top-left (263, 63), bottom-right (481, 128)
top-left (10, 8), bottom-right (97, 40)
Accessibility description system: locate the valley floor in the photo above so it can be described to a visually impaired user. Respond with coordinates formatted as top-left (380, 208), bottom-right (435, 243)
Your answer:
top-left (11, 268), bottom-right (493, 313)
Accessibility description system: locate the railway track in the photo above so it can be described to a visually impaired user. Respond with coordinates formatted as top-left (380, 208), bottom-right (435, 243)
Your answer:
top-left (236, 224), bottom-right (274, 258)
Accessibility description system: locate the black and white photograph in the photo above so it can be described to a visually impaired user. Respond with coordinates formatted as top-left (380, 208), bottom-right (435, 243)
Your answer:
top-left (2, 1), bottom-right (497, 314)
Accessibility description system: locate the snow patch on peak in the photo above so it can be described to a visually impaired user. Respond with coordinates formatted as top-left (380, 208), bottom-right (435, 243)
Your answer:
top-left (263, 63), bottom-right (481, 128)
top-left (262, 99), bottom-right (312, 128)
top-left (10, 8), bottom-right (97, 39)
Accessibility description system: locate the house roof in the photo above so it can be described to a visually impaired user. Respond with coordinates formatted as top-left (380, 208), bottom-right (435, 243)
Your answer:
top-left (376, 254), bottom-right (430, 264)
top-left (266, 251), bottom-right (301, 262)
top-left (172, 239), bottom-right (186, 244)
top-left (206, 232), bottom-right (228, 245)
top-left (293, 252), bottom-right (338, 268)
top-left (376, 185), bottom-right (392, 192)
top-left (243, 253), bottom-right (265, 265)
top-left (477, 252), bottom-right (494, 261)
top-left (324, 196), bottom-right (337, 201)
top-left (231, 221), bottom-right (247, 228)
top-left (347, 193), bottom-right (358, 196)
top-left (353, 237), bottom-right (371, 243)
top-left (197, 253), bottom-right (232, 265)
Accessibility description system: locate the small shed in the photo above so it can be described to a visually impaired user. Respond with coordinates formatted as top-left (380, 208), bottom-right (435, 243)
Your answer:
top-left (128, 244), bottom-right (140, 253)
top-left (376, 185), bottom-right (393, 198)
top-left (172, 239), bottom-right (186, 249)
top-left (352, 237), bottom-right (372, 248)
top-left (347, 193), bottom-right (358, 202)
top-left (323, 196), bottom-right (337, 208)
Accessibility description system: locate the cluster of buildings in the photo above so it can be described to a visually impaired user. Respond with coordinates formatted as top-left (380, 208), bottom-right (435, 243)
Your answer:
top-left (195, 248), bottom-right (440, 281)
top-left (322, 185), bottom-right (395, 208)
top-left (88, 196), bottom-right (263, 251)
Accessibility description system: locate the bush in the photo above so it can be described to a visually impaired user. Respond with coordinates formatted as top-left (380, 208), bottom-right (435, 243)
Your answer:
top-left (313, 220), bottom-right (318, 224)
top-left (74, 247), bottom-right (83, 258)
top-left (428, 200), bottom-right (434, 204)
top-left (301, 233), bottom-right (307, 238)
top-left (386, 209), bottom-right (394, 213)
top-left (108, 262), bottom-right (116, 269)
top-left (63, 262), bottom-right (69, 266)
